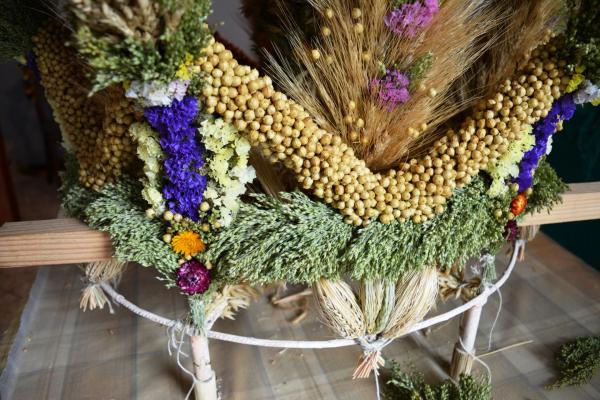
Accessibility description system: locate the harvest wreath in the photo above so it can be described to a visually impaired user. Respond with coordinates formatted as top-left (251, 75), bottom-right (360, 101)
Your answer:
top-left (2, 0), bottom-right (600, 397)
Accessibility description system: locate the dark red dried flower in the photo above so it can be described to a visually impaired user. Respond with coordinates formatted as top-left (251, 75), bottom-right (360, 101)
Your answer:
top-left (504, 220), bottom-right (519, 242)
top-left (176, 260), bottom-right (211, 295)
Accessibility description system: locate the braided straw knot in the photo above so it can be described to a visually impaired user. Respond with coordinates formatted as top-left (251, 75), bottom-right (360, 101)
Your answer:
top-left (353, 335), bottom-right (391, 379)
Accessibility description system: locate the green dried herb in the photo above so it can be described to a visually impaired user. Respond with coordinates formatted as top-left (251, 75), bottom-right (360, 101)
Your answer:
top-left (527, 157), bottom-right (569, 214)
top-left (408, 52), bottom-right (435, 91)
top-left (549, 336), bottom-right (600, 389)
top-left (559, 0), bottom-right (600, 85)
top-left (385, 361), bottom-right (492, 400)
top-left (205, 177), bottom-right (509, 285)
top-left (60, 157), bottom-right (178, 282)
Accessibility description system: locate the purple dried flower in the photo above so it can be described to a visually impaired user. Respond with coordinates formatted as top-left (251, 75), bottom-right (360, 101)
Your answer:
top-left (503, 220), bottom-right (519, 242)
top-left (145, 97), bottom-right (207, 220)
top-left (176, 260), bottom-right (211, 295)
top-left (514, 94), bottom-right (576, 191)
top-left (371, 70), bottom-right (411, 111)
top-left (385, 0), bottom-right (439, 38)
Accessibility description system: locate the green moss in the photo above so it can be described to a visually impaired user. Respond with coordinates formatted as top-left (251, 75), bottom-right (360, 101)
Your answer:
top-left (385, 362), bottom-right (491, 400)
top-left (549, 336), bottom-right (600, 389)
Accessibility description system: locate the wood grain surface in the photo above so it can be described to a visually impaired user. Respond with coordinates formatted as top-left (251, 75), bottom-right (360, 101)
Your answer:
top-left (520, 182), bottom-right (600, 226)
top-left (0, 218), bottom-right (112, 268)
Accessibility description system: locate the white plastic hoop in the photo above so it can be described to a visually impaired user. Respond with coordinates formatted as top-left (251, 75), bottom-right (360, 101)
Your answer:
top-left (100, 240), bottom-right (523, 348)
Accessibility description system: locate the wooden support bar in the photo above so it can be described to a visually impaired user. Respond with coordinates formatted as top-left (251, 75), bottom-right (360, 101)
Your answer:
top-left (521, 182), bottom-right (600, 226)
top-left (0, 218), bottom-right (113, 268)
top-left (0, 182), bottom-right (599, 268)
top-left (191, 335), bottom-right (218, 400)
top-left (450, 304), bottom-right (484, 380)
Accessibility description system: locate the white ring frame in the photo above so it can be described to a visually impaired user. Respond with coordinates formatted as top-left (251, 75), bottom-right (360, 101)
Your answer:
top-left (100, 239), bottom-right (523, 349)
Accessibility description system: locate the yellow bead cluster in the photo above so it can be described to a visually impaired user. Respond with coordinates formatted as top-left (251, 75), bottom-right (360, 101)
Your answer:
top-left (197, 38), bottom-right (570, 226)
top-left (33, 25), bottom-right (141, 190)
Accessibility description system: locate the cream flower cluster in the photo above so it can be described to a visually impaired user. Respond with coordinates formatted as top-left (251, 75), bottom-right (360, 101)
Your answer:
top-left (486, 126), bottom-right (536, 197)
top-left (199, 118), bottom-right (256, 227)
top-left (129, 122), bottom-right (165, 212)
top-left (125, 80), bottom-right (189, 107)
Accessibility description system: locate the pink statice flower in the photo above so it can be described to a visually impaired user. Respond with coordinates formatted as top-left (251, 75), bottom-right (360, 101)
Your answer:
top-left (385, 0), bottom-right (440, 38)
top-left (370, 70), bottom-right (410, 111)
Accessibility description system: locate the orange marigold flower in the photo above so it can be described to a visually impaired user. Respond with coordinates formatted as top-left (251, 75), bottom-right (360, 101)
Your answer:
top-left (510, 193), bottom-right (527, 216)
top-left (171, 231), bottom-right (206, 257)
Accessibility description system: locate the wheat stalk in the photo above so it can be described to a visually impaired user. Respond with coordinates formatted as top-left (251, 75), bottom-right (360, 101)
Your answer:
top-left (383, 266), bottom-right (438, 338)
top-left (359, 279), bottom-right (385, 334)
top-left (313, 278), bottom-right (366, 338)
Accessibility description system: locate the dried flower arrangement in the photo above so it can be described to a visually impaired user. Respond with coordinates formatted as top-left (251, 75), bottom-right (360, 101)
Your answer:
top-left (1, 0), bottom-right (599, 388)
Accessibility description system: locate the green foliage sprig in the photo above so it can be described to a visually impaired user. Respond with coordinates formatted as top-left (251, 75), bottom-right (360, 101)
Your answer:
top-left (70, 0), bottom-right (212, 93)
top-left (385, 361), bottom-right (491, 400)
top-left (345, 178), bottom-right (510, 281)
top-left (559, 0), bottom-right (600, 85)
top-left (204, 191), bottom-right (354, 284)
top-left (527, 157), bottom-right (569, 214)
top-left (549, 336), bottom-right (600, 389)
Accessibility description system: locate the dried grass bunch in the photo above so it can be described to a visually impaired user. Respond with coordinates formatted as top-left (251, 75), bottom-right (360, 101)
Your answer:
top-left (205, 284), bottom-right (260, 320)
top-left (80, 258), bottom-right (127, 311)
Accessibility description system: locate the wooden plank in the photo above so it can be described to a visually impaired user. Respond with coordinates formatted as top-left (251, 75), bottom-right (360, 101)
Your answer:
top-left (0, 181), bottom-right (599, 268)
top-left (521, 182), bottom-right (600, 226)
top-left (0, 218), bottom-right (112, 268)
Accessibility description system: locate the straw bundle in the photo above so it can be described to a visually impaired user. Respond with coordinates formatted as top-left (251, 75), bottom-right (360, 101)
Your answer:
top-left (313, 278), bottom-right (366, 338)
top-left (383, 266), bottom-right (438, 338)
top-left (313, 266), bottom-right (438, 377)
top-left (204, 284), bottom-right (260, 321)
top-left (80, 258), bottom-right (127, 311)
